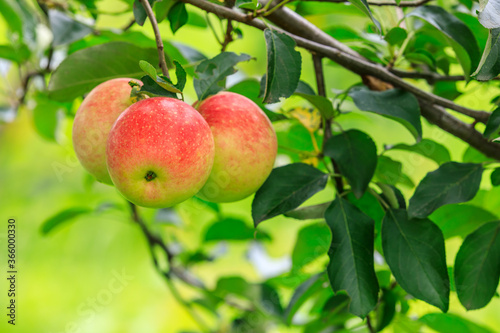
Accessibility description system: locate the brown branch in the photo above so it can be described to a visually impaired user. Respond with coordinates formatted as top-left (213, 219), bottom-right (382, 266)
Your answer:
top-left (300, 0), bottom-right (432, 6)
top-left (390, 68), bottom-right (500, 83)
top-left (314, 54), bottom-right (344, 193)
top-left (181, 0), bottom-right (500, 160)
top-left (221, 19), bottom-right (234, 52)
top-left (139, 0), bottom-right (170, 78)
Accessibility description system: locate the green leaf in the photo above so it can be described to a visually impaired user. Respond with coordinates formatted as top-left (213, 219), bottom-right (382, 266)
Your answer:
top-left (325, 198), bottom-right (379, 318)
top-left (348, 0), bottom-right (381, 32)
top-left (491, 167), bottom-right (500, 186)
top-left (0, 0), bottom-right (23, 38)
top-left (374, 156), bottom-right (414, 188)
top-left (0, 44), bottom-right (30, 63)
top-left (385, 27), bottom-right (407, 46)
top-left (382, 209), bottom-right (449, 312)
top-left (409, 5), bottom-right (480, 78)
top-left (133, 0), bottom-right (155, 26)
top-left (137, 75), bottom-right (177, 98)
top-left (408, 162), bottom-right (483, 219)
top-left (388, 139), bottom-right (451, 165)
top-left (454, 221), bottom-right (500, 310)
top-left (263, 28), bottom-right (302, 104)
top-left (430, 204), bottom-right (497, 239)
top-left (172, 60), bottom-right (187, 91)
top-left (252, 163), bottom-right (329, 226)
top-left (420, 313), bottom-right (494, 333)
top-left (32, 95), bottom-right (65, 141)
top-left (376, 288), bottom-right (397, 331)
top-left (168, 1), bottom-right (188, 34)
top-left (40, 207), bottom-right (92, 235)
top-left (484, 106), bottom-right (500, 138)
top-left (284, 201), bottom-right (331, 220)
top-left (154, 0), bottom-right (173, 23)
top-left (349, 87), bottom-right (422, 142)
top-left (284, 273), bottom-right (327, 324)
top-left (204, 218), bottom-right (270, 241)
top-left (139, 60), bottom-right (181, 93)
top-left (48, 42), bottom-right (160, 102)
top-left (49, 10), bottom-right (93, 46)
top-left (473, 28), bottom-right (500, 81)
top-left (324, 130), bottom-right (377, 199)
top-left (228, 79), bottom-right (287, 122)
top-left (194, 52), bottom-right (251, 101)
top-left (295, 80), bottom-right (316, 95)
top-left (292, 223), bottom-right (331, 272)
top-left (294, 93), bottom-right (335, 120)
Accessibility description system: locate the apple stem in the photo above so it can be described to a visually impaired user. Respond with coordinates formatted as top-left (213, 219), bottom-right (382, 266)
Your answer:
top-left (139, 0), bottom-right (170, 79)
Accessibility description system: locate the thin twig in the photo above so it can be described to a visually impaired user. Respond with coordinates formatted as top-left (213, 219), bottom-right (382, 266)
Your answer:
top-left (139, 0), bottom-right (170, 78)
top-left (128, 202), bottom-right (210, 331)
top-left (390, 68), bottom-right (500, 83)
top-left (221, 19), bottom-right (234, 52)
top-left (314, 54), bottom-right (344, 193)
top-left (122, 17), bottom-right (136, 31)
top-left (366, 315), bottom-right (376, 333)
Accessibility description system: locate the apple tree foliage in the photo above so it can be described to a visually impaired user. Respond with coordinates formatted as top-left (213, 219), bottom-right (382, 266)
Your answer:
top-left (4, 0), bottom-right (500, 331)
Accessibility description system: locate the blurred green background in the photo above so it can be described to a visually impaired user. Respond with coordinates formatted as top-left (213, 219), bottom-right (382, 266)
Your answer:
top-left (1, 0), bottom-right (500, 332)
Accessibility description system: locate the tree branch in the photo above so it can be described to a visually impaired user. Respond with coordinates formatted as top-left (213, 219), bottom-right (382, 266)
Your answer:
top-left (139, 0), bottom-right (170, 78)
top-left (390, 68), bottom-right (500, 83)
top-left (180, 0), bottom-right (500, 159)
top-left (299, 0), bottom-right (432, 6)
top-left (314, 54), bottom-right (344, 193)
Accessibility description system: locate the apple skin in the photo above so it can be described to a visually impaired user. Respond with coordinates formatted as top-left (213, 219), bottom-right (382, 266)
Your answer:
top-left (106, 97), bottom-right (215, 208)
top-left (72, 78), bottom-right (138, 184)
top-left (195, 92), bottom-right (277, 203)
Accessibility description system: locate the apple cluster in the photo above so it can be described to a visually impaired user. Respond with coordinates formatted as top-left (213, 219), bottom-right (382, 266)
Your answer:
top-left (72, 78), bottom-right (278, 208)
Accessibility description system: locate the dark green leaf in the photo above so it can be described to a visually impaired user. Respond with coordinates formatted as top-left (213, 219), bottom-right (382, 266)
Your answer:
top-left (40, 207), bottom-right (92, 235)
top-left (409, 5), bottom-right (480, 78)
top-left (385, 27), bottom-right (407, 46)
top-left (295, 80), bottom-right (316, 95)
top-left (388, 139), bottom-right (451, 165)
top-left (382, 209), bottom-right (449, 311)
top-left (484, 106), bottom-right (500, 138)
top-left (324, 129), bottom-right (377, 199)
top-left (347, 0), bottom-right (381, 32)
top-left (292, 223), bottom-right (331, 272)
top-left (172, 60), bottom-right (187, 91)
top-left (473, 28), bottom-right (500, 81)
top-left (284, 273), bottom-right (327, 324)
top-left (349, 87), bottom-right (422, 141)
top-left (408, 162), bottom-right (483, 218)
top-left (204, 218), bottom-right (270, 241)
top-left (454, 221), bottom-right (500, 310)
top-left (294, 93), bottom-right (335, 120)
top-left (430, 204), bottom-right (497, 239)
top-left (139, 59), bottom-right (181, 93)
top-left (48, 42), bottom-right (160, 102)
top-left (284, 202), bottom-right (331, 220)
top-left (252, 163), bottom-right (329, 226)
top-left (138, 75), bottom-right (177, 98)
top-left (227, 79), bottom-right (286, 122)
top-left (376, 288), bottom-right (397, 331)
top-left (325, 198), bottom-right (379, 317)
top-left (154, 0), bottom-right (173, 23)
top-left (263, 28), bottom-right (302, 104)
top-left (194, 52), bottom-right (251, 101)
top-left (168, 1), bottom-right (188, 34)
top-left (133, 0), bottom-right (154, 26)
top-left (420, 313), bottom-right (494, 333)
top-left (260, 283), bottom-right (283, 316)
top-left (433, 81), bottom-right (461, 101)
top-left (491, 168), bottom-right (500, 186)
top-left (49, 10), bottom-right (93, 46)
top-left (374, 156), bottom-right (414, 188)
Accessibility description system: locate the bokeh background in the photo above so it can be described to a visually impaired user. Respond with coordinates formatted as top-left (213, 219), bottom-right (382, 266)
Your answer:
top-left (1, 0), bottom-right (500, 332)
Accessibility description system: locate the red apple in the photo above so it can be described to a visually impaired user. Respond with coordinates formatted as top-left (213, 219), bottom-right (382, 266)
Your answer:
top-left (106, 97), bottom-right (215, 208)
top-left (72, 78), bottom-right (139, 184)
top-left (195, 92), bottom-right (277, 202)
